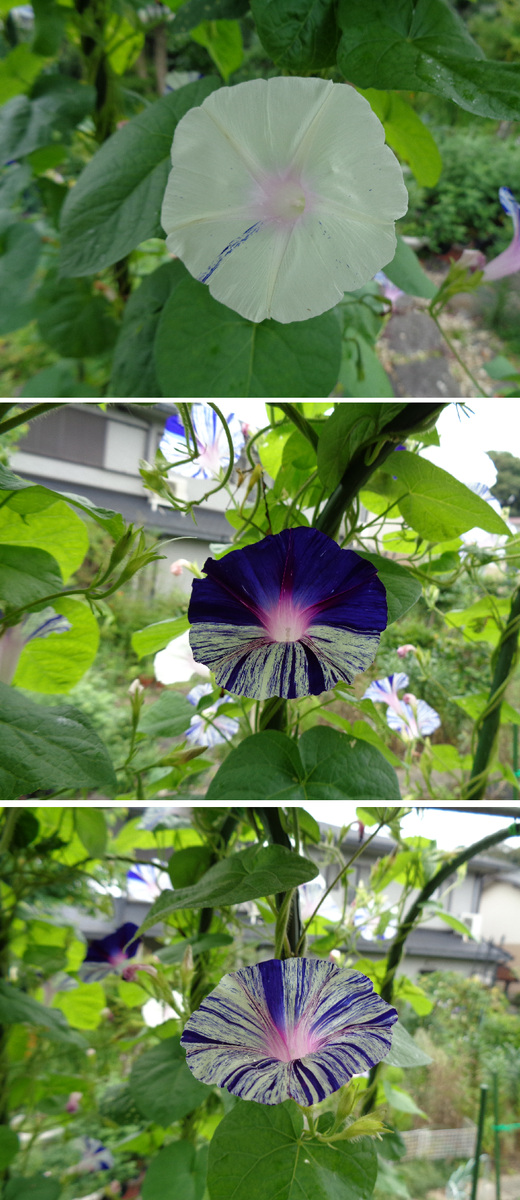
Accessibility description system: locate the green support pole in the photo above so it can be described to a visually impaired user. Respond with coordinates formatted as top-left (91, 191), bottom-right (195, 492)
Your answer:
top-left (493, 1074), bottom-right (501, 1200)
top-left (471, 1084), bottom-right (488, 1200)
top-left (513, 725), bottom-right (519, 779)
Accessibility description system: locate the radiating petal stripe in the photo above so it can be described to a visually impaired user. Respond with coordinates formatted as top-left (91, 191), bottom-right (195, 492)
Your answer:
top-left (181, 958), bottom-right (397, 1105)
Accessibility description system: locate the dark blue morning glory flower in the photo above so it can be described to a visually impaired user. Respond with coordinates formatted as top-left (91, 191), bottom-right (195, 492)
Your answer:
top-left (81, 923), bottom-right (140, 981)
top-left (188, 527), bottom-right (387, 699)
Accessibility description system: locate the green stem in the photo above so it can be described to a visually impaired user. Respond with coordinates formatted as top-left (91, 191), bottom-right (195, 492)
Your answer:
top-left (276, 404), bottom-right (319, 451)
top-left (0, 404), bottom-right (63, 436)
top-left (256, 808), bottom-right (303, 956)
top-left (464, 587), bottom-right (520, 802)
top-left (430, 314), bottom-right (487, 398)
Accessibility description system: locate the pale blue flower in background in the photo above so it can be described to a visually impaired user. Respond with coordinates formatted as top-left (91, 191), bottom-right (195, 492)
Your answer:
top-left (126, 864), bottom-right (170, 902)
top-left (0, 608), bottom-right (72, 685)
top-left (362, 673), bottom-right (409, 712)
top-left (386, 693), bottom-right (441, 741)
top-left (160, 404), bottom-right (245, 480)
top-left (186, 682), bottom-right (239, 746)
top-left (70, 1138), bottom-right (114, 1173)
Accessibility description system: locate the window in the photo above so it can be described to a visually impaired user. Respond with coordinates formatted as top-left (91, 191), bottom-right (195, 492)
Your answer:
top-left (21, 406), bottom-right (107, 468)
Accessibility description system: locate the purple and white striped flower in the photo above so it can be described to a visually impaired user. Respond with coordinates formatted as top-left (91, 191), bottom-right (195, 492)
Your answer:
top-left (386, 693), bottom-right (441, 741)
top-left (181, 958), bottom-right (397, 1106)
top-left (188, 527), bottom-right (387, 700)
top-left (483, 188), bottom-right (520, 282)
top-left (160, 404), bottom-right (244, 480)
top-left (362, 673), bottom-right (409, 712)
top-left (185, 682), bottom-right (239, 746)
top-left (80, 923), bottom-right (140, 983)
top-left (0, 608), bottom-right (72, 685)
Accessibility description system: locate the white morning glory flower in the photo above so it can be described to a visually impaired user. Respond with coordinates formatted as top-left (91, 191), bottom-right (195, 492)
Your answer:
top-left (161, 76), bottom-right (408, 324)
top-left (154, 629), bottom-right (210, 685)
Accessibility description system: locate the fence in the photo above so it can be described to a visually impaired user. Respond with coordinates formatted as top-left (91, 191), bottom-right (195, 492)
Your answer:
top-left (401, 1126), bottom-right (477, 1161)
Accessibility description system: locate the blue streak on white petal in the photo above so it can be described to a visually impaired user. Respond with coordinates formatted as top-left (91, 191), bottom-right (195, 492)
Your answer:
top-left (185, 682), bottom-right (239, 746)
top-left (199, 221), bottom-right (264, 283)
top-left (362, 673), bottom-right (409, 707)
top-left (386, 697), bottom-right (440, 740)
top-left (180, 958), bottom-right (397, 1105)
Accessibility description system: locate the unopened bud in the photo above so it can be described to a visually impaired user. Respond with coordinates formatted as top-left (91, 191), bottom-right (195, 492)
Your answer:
top-left (128, 678), bottom-right (145, 697)
top-left (180, 944), bottom-right (194, 989)
top-left (396, 644), bottom-right (416, 659)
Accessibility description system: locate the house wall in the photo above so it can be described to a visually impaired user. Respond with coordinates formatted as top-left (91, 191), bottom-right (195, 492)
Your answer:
top-left (480, 880), bottom-right (520, 945)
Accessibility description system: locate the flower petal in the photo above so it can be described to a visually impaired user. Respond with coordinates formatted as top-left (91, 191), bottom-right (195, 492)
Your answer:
top-left (483, 187), bottom-right (520, 281)
top-left (161, 77), bottom-right (407, 323)
top-left (181, 958), bottom-right (396, 1105)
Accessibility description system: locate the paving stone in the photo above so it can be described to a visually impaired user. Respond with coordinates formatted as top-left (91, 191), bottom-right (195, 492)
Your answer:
top-left (391, 357), bottom-right (461, 397)
top-left (385, 311), bottom-right (445, 355)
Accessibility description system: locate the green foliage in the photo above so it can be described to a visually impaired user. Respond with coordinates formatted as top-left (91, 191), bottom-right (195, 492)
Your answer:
top-left (208, 1099), bottom-right (378, 1200)
top-left (402, 129), bottom-right (520, 253)
top-left (129, 1036), bottom-right (212, 1125)
top-left (14, 597), bottom-right (100, 693)
top-left (249, 0), bottom-right (339, 71)
top-left (154, 277), bottom-right (342, 398)
top-left (0, 681), bottom-right (117, 800)
top-left (59, 78), bottom-right (222, 278)
top-left (489, 450), bottom-right (520, 515)
top-left (142, 1140), bottom-right (208, 1200)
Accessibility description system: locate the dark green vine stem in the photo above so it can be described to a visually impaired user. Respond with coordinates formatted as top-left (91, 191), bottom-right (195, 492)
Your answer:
top-left (256, 808), bottom-right (303, 957)
top-left (361, 821), bottom-right (520, 1112)
top-left (463, 586), bottom-right (520, 802)
top-left (315, 403), bottom-right (446, 540)
top-left (0, 404), bottom-right (63, 437)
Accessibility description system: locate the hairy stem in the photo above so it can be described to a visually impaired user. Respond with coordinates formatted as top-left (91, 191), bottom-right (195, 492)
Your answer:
top-left (464, 587), bottom-right (520, 802)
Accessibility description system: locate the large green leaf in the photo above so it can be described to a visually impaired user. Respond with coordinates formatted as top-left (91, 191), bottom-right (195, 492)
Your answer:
top-left (316, 403), bottom-right (406, 492)
top-left (191, 19), bottom-right (243, 82)
top-left (172, 0), bottom-right (249, 33)
top-left (0, 79), bottom-right (95, 165)
top-left (0, 1127), bottom-right (20, 1170)
top-left (74, 807), bottom-right (107, 858)
top-left (208, 1099), bottom-right (378, 1200)
top-left (4, 1177), bottom-right (61, 1200)
top-left (0, 980), bottom-right (86, 1047)
top-left (139, 844), bottom-right (319, 931)
top-left (338, 336), bottom-right (394, 399)
top-left (0, 498), bottom-right (89, 583)
top-left (383, 1020), bottom-right (432, 1068)
top-left (358, 90), bottom-right (442, 187)
top-left (388, 450), bottom-right (511, 541)
top-left (130, 1037), bottom-right (212, 1125)
top-left (157, 932), bottom-right (233, 964)
top-left (337, 0), bottom-right (520, 120)
top-left (383, 236), bottom-right (437, 300)
top-left (138, 690), bottom-right (195, 737)
top-left (59, 78), bottom-right (222, 278)
top-left (36, 274), bottom-right (118, 358)
top-left (110, 261), bottom-right (188, 397)
top-left (0, 218), bottom-right (41, 335)
top-left (0, 463), bottom-right (126, 540)
top-left (142, 1141), bottom-right (208, 1200)
top-left (250, 0), bottom-right (339, 70)
top-left (53, 982), bottom-right (105, 1030)
top-left (0, 45), bottom-right (45, 106)
top-left (356, 551), bottom-right (421, 623)
top-left (204, 726), bottom-right (402, 811)
top-left (13, 598), bottom-right (99, 693)
top-left (154, 277), bottom-right (342, 398)
top-left (0, 681), bottom-right (117, 801)
top-left (0, 545), bottom-right (63, 608)
top-left (131, 615), bottom-right (191, 658)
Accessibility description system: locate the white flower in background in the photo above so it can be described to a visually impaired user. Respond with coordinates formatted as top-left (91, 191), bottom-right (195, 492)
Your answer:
top-left (154, 629), bottom-right (210, 685)
top-left (141, 997), bottom-right (180, 1027)
top-left (164, 69), bottom-right (202, 92)
top-left (353, 907), bottom-right (398, 942)
top-left (160, 404), bottom-right (245, 479)
top-left (161, 76), bottom-right (408, 324)
top-left (185, 682), bottom-right (239, 747)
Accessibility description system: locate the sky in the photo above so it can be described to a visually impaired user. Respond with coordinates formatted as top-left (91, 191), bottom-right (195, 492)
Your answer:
top-left (232, 400), bottom-right (519, 489)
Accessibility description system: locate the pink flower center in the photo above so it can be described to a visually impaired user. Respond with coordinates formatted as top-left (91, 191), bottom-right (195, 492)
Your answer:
top-left (263, 600), bottom-right (310, 643)
top-left (264, 1021), bottom-right (322, 1063)
top-left (250, 171), bottom-right (315, 226)
top-left (109, 950), bottom-right (127, 966)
